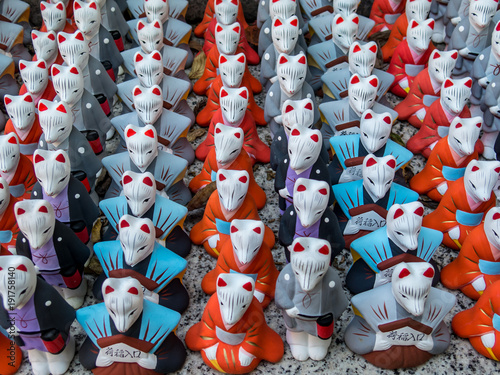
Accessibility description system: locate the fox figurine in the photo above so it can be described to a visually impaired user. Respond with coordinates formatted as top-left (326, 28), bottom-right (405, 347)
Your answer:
top-left (0, 178), bottom-right (19, 255)
top-left (18, 59), bottom-right (57, 106)
top-left (31, 30), bottom-right (63, 68)
top-left (40, 1), bottom-right (76, 33)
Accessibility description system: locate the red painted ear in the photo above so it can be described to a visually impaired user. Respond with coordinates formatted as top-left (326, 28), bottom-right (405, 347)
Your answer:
top-left (17, 208), bottom-right (26, 215)
top-left (16, 264), bottom-right (28, 272)
top-left (310, 134), bottom-right (319, 142)
top-left (56, 104), bottom-right (66, 113)
top-left (39, 103), bottom-right (48, 112)
top-left (154, 21), bottom-right (161, 29)
top-left (38, 205), bottom-right (48, 213)
top-left (432, 51), bottom-right (440, 59)
top-left (319, 188), bottom-right (328, 195)
top-left (297, 185), bottom-right (306, 192)
top-left (20, 62), bottom-right (26, 70)
top-left (383, 116), bottom-right (392, 124)
top-left (353, 16), bottom-right (359, 24)
top-left (104, 285), bottom-right (114, 294)
top-left (56, 2), bottom-right (64, 10)
top-left (305, 102), bottom-right (313, 110)
top-left (336, 16), bottom-right (344, 24)
top-left (133, 87), bottom-right (142, 96)
top-left (58, 34), bottom-right (66, 43)
top-left (290, 18), bottom-right (298, 27)
top-left (41, 2), bottom-right (46, 10)
top-left (135, 53), bottom-right (143, 62)
top-left (120, 219), bottom-right (130, 228)
top-left (471, 166), bottom-right (479, 172)
top-left (350, 75), bottom-right (360, 85)
top-left (143, 177), bottom-right (153, 187)
top-left (386, 159), bottom-right (396, 169)
top-left (274, 18), bottom-right (282, 27)
top-left (231, 225), bottom-right (238, 233)
top-left (0, 183), bottom-right (3, 189)
top-left (239, 90), bottom-right (247, 99)
top-left (369, 78), bottom-right (378, 87)
top-left (220, 89), bottom-right (228, 97)
top-left (140, 224), bottom-right (151, 233)
top-left (216, 0), bottom-right (222, 4)
top-left (394, 208), bottom-right (404, 219)
top-left (444, 79), bottom-right (453, 88)
top-left (37, 60), bottom-right (47, 70)
top-left (411, 20), bottom-right (419, 28)
top-left (126, 129), bottom-right (136, 138)
top-left (294, 242), bottom-right (305, 252)
top-left (48, 33), bottom-right (56, 41)
top-left (8, 136), bottom-right (17, 144)
top-left (89, 1), bottom-right (97, 9)
top-left (493, 213), bottom-right (500, 220)
top-left (75, 32), bottom-right (84, 41)
top-left (298, 55), bottom-right (306, 64)
top-left (128, 287), bottom-right (139, 295)
top-left (152, 52), bottom-right (161, 61)
top-left (123, 175), bottom-right (133, 184)
top-left (428, 20), bottom-right (435, 29)
top-left (215, 127), bottom-right (222, 134)
top-left (231, 0), bottom-right (237, 4)
top-left (34, 154), bottom-right (45, 163)
top-left (455, 122), bottom-right (462, 128)
top-left (237, 55), bottom-right (245, 63)
top-left (219, 173), bottom-right (226, 181)
top-left (217, 278), bottom-right (227, 287)
top-left (291, 128), bottom-right (300, 136)
top-left (52, 67), bottom-right (60, 76)
top-left (55, 153), bottom-right (66, 163)
top-left (369, 44), bottom-right (377, 53)
top-left (242, 282), bottom-right (252, 291)
top-left (451, 51), bottom-right (458, 59)
top-left (423, 267), bottom-right (434, 278)
top-left (318, 245), bottom-right (329, 255)
top-left (138, 21), bottom-right (145, 30)
top-left (234, 132), bottom-right (241, 138)
top-left (220, 55), bottom-right (227, 64)
top-left (4, 97), bottom-right (11, 105)
top-left (285, 105), bottom-right (294, 113)
top-left (216, 25), bottom-right (223, 32)
top-left (233, 26), bottom-right (240, 33)
top-left (353, 44), bottom-right (361, 53)
top-left (279, 56), bottom-right (288, 64)
top-left (414, 207), bottom-right (424, 216)
top-left (253, 227), bottom-right (261, 234)
top-left (497, 22), bottom-right (500, 31)
top-left (399, 268), bottom-right (410, 278)
top-left (465, 79), bottom-right (472, 88)
top-left (495, 167), bottom-right (500, 173)
top-left (144, 129), bottom-right (155, 138)
top-left (239, 176), bottom-right (248, 183)
top-left (364, 112), bottom-right (373, 120)
top-left (32, 31), bottom-right (38, 40)
top-left (70, 67), bottom-right (79, 75)
top-left (152, 87), bottom-right (161, 96)
top-left (365, 157), bottom-right (377, 167)
top-left (476, 123), bottom-right (482, 128)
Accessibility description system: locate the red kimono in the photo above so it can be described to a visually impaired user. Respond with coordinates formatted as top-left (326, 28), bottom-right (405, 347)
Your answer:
top-left (368, 0), bottom-right (406, 36)
top-left (381, 13), bottom-right (408, 62)
top-left (193, 46), bottom-right (262, 96)
top-left (442, 225), bottom-right (500, 300)
top-left (196, 74), bottom-right (266, 126)
top-left (195, 109), bottom-right (270, 164)
top-left (189, 192), bottom-right (275, 258)
top-left (203, 19), bottom-right (260, 65)
top-left (185, 296), bottom-right (284, 374)
top-left (1, 155), bottom-right (36, 200)
top-left (422, 177), bottom-right (496, 250)
top-left (40, 22), bottom-right (76, 34)
top-left (406, 100), bottom-right (471, 158)
top-left (387, 40), bottom-right (436, 98)
top-left (18, 81), bottom-right (57, 106)
top-left (393, 67), bottom-right (438, 128)
top-left (201, 240), bottom-right (279, 308)
top-left (188, 147), bottom-right (267, 209)
top-left (4, 116), bottom-right (43, 160)
top-left (452, 280), bottom-right (500, 361)
top-left (409, 136), bottom-right (478, 202)
top-left (0, 195), bottom-right (20, 255)
top-left (194, 0), bottom-right (249, 38)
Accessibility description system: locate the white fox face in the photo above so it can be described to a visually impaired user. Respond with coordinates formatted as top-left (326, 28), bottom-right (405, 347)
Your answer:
top-left (362, 154), bottom-right (396, 201)
top-left (15, 199), bottom-right (55, 250)
top-left (288, 126), bottom-right (322, 171)
top-left (51, 64), bottom-right (84, 106)
top-left (216, 273), bottom-right (254, 326)
top-left (469, 0), bottom-right (497, 29)
top-left (102, 277), bottom-right (144, 332)
top-left (272, 16), bottom-right (299, 54)
top-left (31, 30), bottom-right (58, 65)
top-left (359, 110), bottom-right (392, 154)
top-left (282, 98), bottom-right (315, 135)
top-left (38, 100), bottom-right (72, 145)
top-left (0, 135), bottom-right (20, 174)
top-left (493, 21), bottom-right (500, 58)
top-left (484, 207), bottom-right (500, 249)
top-left (4, 93), bottom-right (36, 131)
top-left (118, 215), bottom-right (155, 267)
top-left (33, 150), bottom-right (71, 198)
top-left (19, 59), bottom-right (49, 95)
top-left (348, 74), bottom-right (378, 116)
top-left (332, 14), bottom-right (359, 53)
top-left (428, 50), bottom-right (458, 85)
top-left (133, 85), bottom-right (163, 125)
top-left (122, 171), bottom-right (156, 217)
top-left (214, 123), bottom-right (244, 165)
top-left (349, 41), bottom-right (377, 77)
top-left (277, 52), bottom-right (307, 97)
top-left (290, 238), bottom-right (330, 292)
top-left (269, 0), bottom-right (297, 19)
top-left (230, 219), bottom-right (265, 265)
top-left (219, 53), bottom-right (246, 88)
top-left (448, 117), bottom-right (482, 157)
top-left (405, 0), bottom-right (432, 23)
top-left (57, 31), bottom-right (89, 69)
top-left (214, 0), bottom-right (238, 25)
top-left (440, 78), bottom-right (472, 115)
top-left (387, 202), bottom-right (424, 251)
top-left (216, 169), bottom-right (249, 212)
top-left (293, 178), bottom-right (330, 227)
top-left (40, 1), bottom-right (66, 32)
top-left (0, 256), bottom-right (37, 310)
top-left (215, 22), bottom-right (241, 55)
top-left (464, 160), bottom-right (500, 202)
top-left (333, 0), bottom-right (360, 16)
top-left (135, 51), bottom-right (163, 88)
top-left (392, 262), bottom-right (434, 316)
top-left (137, 20), bottom-right (163, 54)
top-left (124, 125), bottom-right (158, 171)
top-left (219, 87), bottom-right (248, 125)
top-left (0, 178), bottom-right (11, 215)
top-left (145, 0), bottom-right (170, 23)
top-left (74, 0), bottom-right (101, 40)
top-left (406, 19), bottom-right (434, 54)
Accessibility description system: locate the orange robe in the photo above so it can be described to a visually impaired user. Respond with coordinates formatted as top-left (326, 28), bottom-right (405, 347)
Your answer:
top-left (0, 333), bottom-right (21, 375)
top-left (381, 13), bottom-right (408, 62)
top-left (452, 280), bottom-right (500, 360)
top-left (1, 155), bottom-right (36, 200)
top-left (0, 196), bottom-right (20, 255)
top-left (409, 136), bottom-right (478, 202)
top-left (422, 177), bottom-right (496, 251)
top-left (5, 117), bottom-right (43, 160)
top-left (368, 0), bottom-right (406, 36)
top-left (193, 46), bottom-right (262, 96)
top-left (40, 22), bottom-right (76, 34)
top-left (185, 295), bottom-right (284, 374)
top-left (195, 109), bottom-right (270, 164)
top-left (194, 0), bottom-right (249, 38)
top-left (201, 240), bottom-right (279, 308)
top-left (442, 225), bottom-right (500, 300)
top-left (188, 148), bottom-right (267, 209)
top-left (196, 74), bottom-right (266, 126)
top-left (190, 192), bottom-right (275, 258)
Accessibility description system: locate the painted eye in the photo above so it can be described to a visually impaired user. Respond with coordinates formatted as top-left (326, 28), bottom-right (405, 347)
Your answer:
top-left (455, 138), bottom-right (462, 145)
top-left (396, 231), bottom-right (403, 236)
top-left (43, 227), bottom-right (51, 234)
top-left (470, 182), bottom-right (476, 189)
top-left (367, 177), bottom-right (375, 185)
top-left (400, 294), bottom-right (408, 299)
top-left (143, 198), bottom-right (150, 203)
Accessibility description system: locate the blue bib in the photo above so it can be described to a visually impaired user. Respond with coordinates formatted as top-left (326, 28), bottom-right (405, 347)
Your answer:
top-left (456, 210), bottom-right (483, 226)
top-left (0, 230), bottom-right (12, 243)
top-left (478, 259), bottom-right (500, 276)
top-left (215, 218), bottom-right (231, 235)
top-left (442, 166), bottom-right (466, 181)
top-left (229, 269), bottom-right (258, 282)
top-left (493, 314), bottom-right (500, 331)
